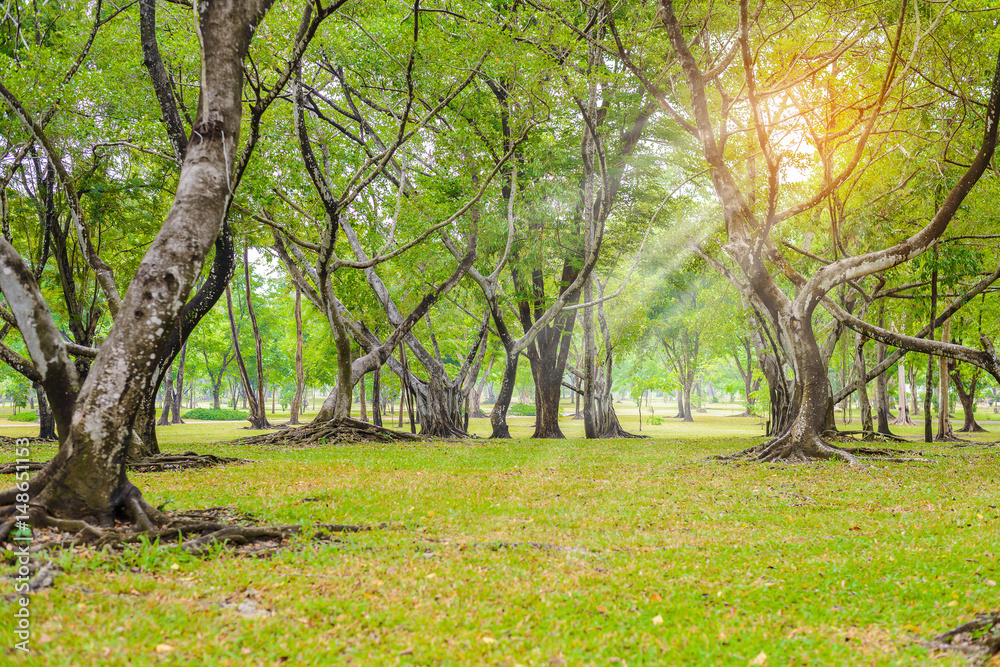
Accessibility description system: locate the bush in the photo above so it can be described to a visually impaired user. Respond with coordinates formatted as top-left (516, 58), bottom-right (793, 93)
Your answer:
top-left (8, 410), bottom-right (37, 422)
top-left (647, 415), bottom-right (663, 425)
top-left (181, 408), bottom-right (248, 421)
top-left (507, 403), bottom-right (536, 416)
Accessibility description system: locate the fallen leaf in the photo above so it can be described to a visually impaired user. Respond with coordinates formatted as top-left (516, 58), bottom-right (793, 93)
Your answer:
top-left (650, 593), bottom-right (662, 602)
top-left (155, 644), bottom-right (174, 654)
top-left (652, 614), bottom-right (663, 626)
top-left (750, 651), bottom-right (767, 665)
top-left (596, 605), bottom-right (608, 614)
top-left (482, 637), bottom-right (496, 644)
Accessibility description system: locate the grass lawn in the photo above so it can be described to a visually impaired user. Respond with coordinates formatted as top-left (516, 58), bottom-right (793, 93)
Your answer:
top-left (0, 411), bottom-right (998, 665)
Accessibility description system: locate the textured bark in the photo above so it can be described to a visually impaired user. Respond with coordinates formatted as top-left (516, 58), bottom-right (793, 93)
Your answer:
top-left (0, 0), bottom-right (276, 524)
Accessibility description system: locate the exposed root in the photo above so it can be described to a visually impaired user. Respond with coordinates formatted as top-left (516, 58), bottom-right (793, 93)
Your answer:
top-left (713, 431), bottom-right (934, 465)
top-left (951, 442), bottom-right (1000, 449)
top-left (828, 429), bottom-right (908, 443)
top-left (128, 452), bottom-right (249, 473)
top-left (232, 417), bottom-right (424, 447)
top-left (0, 452), bottom-right (248, 475)
top-left (925, 612), bottom-right (1000, 665)
top-left (1, 499), bottom-right (394, 567)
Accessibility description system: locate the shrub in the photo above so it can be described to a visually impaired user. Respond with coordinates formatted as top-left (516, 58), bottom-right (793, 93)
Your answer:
top-left (181, 408), bottom-right (248, 421)
top-left (507, 403), bottom-right (536, 416)
top-left (8, 410), bottom-right (37, 422)
top-left (647, 415), bottom-right (663, 425)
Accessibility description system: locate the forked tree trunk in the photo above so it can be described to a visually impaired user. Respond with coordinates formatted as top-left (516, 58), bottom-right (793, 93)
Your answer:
top-left (951, 365), bottom-right (986, 432)
top-left (243, 247), bottom-right (270, 429)
top-left (0, 0), bottom-right (273, 524)
top-left (490, 347), bottom-right (518, 439)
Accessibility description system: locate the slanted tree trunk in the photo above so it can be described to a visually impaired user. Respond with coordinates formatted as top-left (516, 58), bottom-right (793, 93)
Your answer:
top-left (469, 353), bottom-right (493, 419)
top-left (0, 0), bottom-right (274, 526)
top-left (227, 285), bottom-right (268, 429)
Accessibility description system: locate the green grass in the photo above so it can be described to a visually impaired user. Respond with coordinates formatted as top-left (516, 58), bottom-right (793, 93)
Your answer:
top-left (0, 410), bottom-right (997, 665)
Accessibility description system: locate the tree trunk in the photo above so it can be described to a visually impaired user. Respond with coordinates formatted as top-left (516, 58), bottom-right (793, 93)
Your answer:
top-left (681, 384), bottom-right (694, 422)
top-left (157, 366), bottom-right (174, 426)
top-left (468, 353), bottom-right (493, 419)
top-left (371, 367), bottom-right (382, 427)
top-left (908, 364), bottom-right (920, 416)
top-left (288, 284), bottom-right (304, 425)
top-left (530, 353), bottom-right (565, 438)
top-left (893, 362), bottom-right (915, 425)
top-left (0, 0), bottom-right (272, 524)
top-left (936, 318), bottom-right (957, 441)
top-left (33, 382), bottom-right (56, 441)
top-left (490, 347), bottom-right (518, 439)
top-left (172, 343), bottom-right (186, 424)
top-left (226, 285), bottom-right (269, 429)
top-left (242, 247), bottom-right (270, 429)
top-left (874, 307), bottom-right (893, 435)
top-left (359, 372), bottom-right (368, 422)
top-left (854, 332), bottom-right (873, 433)
top-left (951, 365), bottom-right (986, 432)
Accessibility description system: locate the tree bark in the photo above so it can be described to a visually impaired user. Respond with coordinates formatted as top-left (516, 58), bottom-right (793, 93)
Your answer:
top-left (33, 382), bottom-right (56, 441)
top-left (288, 284), bottom-right (304, 425)
top-left (0, 0), bottom-right (276, 524)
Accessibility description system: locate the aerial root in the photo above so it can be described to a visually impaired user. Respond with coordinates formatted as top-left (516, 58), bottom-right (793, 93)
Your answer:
top-left (232, 417), bottom-right (424, 447)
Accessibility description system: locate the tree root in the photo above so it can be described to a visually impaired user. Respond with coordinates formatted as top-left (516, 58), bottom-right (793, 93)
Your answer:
top-left (712, 432), bottom-right (934, 465)
top-left (828, 429), bottom-right (908, 443)
top-left (0, 452), bottom-right (248, 475)
top-left (232, 417), bottom-right (424, 447)
top-left (925, 612), bottom-right (1000, 665)
top-left (0, 497), bottom-right (393, 565)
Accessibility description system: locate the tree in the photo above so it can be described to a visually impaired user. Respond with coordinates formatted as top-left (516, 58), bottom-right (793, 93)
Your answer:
top-left (0, 0), bottom-right (310, 532)
top-left (611, 0), bottom-right (1000, 461)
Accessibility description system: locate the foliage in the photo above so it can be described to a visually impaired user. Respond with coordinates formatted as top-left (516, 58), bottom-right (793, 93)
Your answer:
top-left (181, 408), bottom-right (249, 421)
top-left (7, 410), bottom-right (37, 422)
top-left (507, 403), bottom-right (536, 417)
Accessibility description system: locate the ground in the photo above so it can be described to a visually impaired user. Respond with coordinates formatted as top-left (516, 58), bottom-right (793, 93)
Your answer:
top-left (0, 400), bottom-right (998, 665)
